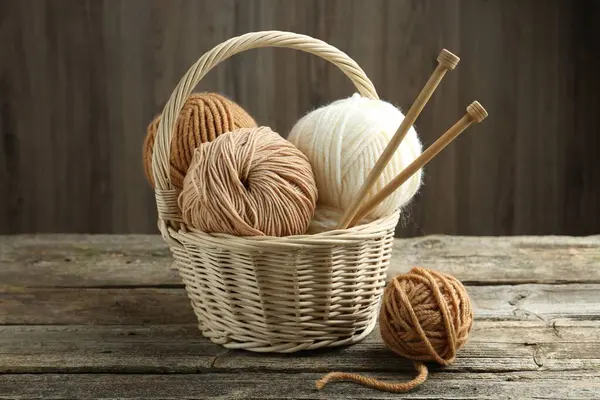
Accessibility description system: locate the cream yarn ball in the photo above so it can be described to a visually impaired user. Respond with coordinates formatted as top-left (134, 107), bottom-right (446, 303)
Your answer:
top-left (288, 94), bottom-right (423, 229)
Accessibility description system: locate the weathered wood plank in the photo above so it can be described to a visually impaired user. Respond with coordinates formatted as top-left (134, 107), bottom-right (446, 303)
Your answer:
top-left (0, 235), bottom-right (177, 287)
top-left (1, 284), bottom-right (599, 325)
top-left (1, 371), bottom-right (599, 399)
top-left (390, 235), bottom-right (600, 284)
top-left (215, 320), bottom-right (600, 374)
top-left (0, 325), bottom-right (223, 374)
top-left (0, 321), bottom-right (597, 374)
top-left (0, 288), bottom-right (195, 325)
top-left (467, 283), bottom-right (600, 321)
top-left (1, 235), bottom-right (599, 287)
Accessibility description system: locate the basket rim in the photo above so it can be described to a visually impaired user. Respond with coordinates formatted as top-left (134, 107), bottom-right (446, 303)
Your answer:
top-left (163, 210), bottom-right (399, 250)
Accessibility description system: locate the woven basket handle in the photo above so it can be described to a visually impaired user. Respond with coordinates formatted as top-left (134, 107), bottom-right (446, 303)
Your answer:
top-left (152, 30), bottom-right (378, 224)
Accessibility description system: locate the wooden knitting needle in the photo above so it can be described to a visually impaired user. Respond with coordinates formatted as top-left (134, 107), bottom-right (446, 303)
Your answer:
top-left (336, 49), bottom-right (460, 229)
top-left (348, 101), bottom-right (488, 228)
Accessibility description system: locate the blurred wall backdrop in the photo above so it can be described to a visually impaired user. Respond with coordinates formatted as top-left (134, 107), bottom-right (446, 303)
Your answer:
top-left (0, 0), bottom-right (598, 236)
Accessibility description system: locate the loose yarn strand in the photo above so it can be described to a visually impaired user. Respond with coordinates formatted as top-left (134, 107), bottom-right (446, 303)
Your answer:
top-left (316, 361), bottom-right (428, 393)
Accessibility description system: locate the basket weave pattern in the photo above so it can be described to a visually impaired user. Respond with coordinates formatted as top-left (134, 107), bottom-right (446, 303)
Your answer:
top-left (153, 31), bottom-right (399, 352)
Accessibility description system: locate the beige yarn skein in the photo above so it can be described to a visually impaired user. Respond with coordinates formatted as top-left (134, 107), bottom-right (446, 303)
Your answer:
top-left (179, 127), bottom-right (318, 237)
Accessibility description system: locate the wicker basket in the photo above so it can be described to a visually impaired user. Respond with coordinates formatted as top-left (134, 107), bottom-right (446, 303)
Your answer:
top-left (152, 31), bottom-right (400, 353)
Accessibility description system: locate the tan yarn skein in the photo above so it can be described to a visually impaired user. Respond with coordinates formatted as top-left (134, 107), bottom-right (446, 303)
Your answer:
top-left (143, 92), bottom-right (257, 189)
top-left (317, 267), bottom-right (473, 393)
top-left (179, 126), bottom-right (318, 237)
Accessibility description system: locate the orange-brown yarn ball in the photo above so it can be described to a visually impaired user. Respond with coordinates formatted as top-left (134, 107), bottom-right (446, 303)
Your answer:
top-left (143, 92), bottom-right (257, 189)
top-left (379, 267), bottom-right (473, 366)
top-left (178, 126), bottom-right (318, 237)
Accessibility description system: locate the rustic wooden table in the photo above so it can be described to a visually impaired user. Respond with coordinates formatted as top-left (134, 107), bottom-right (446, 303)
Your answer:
top-left (0, 235), bottom-right (599, 399)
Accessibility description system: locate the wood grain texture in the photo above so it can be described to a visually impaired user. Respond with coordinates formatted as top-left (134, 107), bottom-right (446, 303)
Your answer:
top-left (0, 234), bottom-right (599, 398)
top-left (1, 283), bottom-right (599, 325)
top-left (0, 320), bottom-right (598, 374)
top-left (0, 288), bottom-right (195, 325)
top-left (1, 235), bottom-right (598, 287)
top-left (1, 372), bottom-right (599, 399)
top-left (0, 0), bottom-right (598, 235)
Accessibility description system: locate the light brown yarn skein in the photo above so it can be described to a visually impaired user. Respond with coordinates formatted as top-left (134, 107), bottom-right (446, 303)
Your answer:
top-left (179, 126), bottom-right (318, 237)
top-left (143, 92), bottom-right (257, 189)
top-left (317, 267), bottom-right (473, 393)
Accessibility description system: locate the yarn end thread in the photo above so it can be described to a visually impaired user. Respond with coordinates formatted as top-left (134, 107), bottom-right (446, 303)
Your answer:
top-left (315, 361), bottom-right (428, 393)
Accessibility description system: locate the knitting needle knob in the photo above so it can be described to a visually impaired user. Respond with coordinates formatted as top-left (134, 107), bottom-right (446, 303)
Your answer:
top-left (437, 48), bottom-right (460, 70)
top-left (467, 100), bottom-right (488, 123)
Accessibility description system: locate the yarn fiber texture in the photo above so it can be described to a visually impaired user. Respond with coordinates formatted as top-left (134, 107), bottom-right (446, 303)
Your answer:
top-left (317, 267), bottom-right (473, 393)
top-left (288, 94), bottom-right (422, 228)
top-left (179, 126), bottom-right (318, 237)
top-left (143, 92), bottom-right (257, 189)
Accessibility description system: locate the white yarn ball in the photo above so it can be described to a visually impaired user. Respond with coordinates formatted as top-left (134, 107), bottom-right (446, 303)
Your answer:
top-left (288, 94), bottom-right (423, 229)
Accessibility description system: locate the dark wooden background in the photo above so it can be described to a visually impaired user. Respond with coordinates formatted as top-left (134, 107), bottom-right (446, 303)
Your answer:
top-left (0, 0), bottom-right (598, 236)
